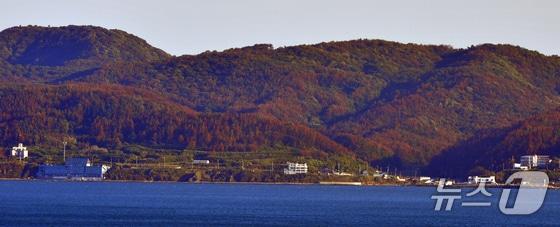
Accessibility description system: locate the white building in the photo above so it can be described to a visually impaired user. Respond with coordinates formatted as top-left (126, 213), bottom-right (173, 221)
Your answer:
top-left (11, 143), bottom-right (28, 159)
top-left (284, 162), bottom-right (308, 175)
top-left (520, 155), bottom-right (550, 169)
top-left (372, 171), bottom-right (388, 179)
top-left (513, 163), bottom-right (529, 170)
top-left (468, 176), bottom-right (496, 184)
top-left (192, 160), bottom-right (210, 164)
top-left (396, 176), bottom-right (407, 182)
top-left (418, 176), bottom-right (431, 182)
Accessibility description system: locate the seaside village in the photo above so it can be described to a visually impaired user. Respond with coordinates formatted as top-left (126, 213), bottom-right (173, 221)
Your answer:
top-left (3, 142), bottom-right (559, 185)
top-left (7, 143), bottom-right (110, 181)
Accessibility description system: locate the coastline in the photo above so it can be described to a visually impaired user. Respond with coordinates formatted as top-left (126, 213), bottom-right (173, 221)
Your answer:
top-left (0, 177), bottom-right (390, 186)
top-left (2, 177), bottom-right (557, 189)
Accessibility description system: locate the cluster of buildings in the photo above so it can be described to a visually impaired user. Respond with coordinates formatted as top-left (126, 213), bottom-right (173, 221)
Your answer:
top-left (5, 142), bottom-right (557, 184)
top-left (465, 155), bottom-right (551, 185)
top-left (5, 143), bottom-right (110, 181)
top-left (514, 154), bottom-right (551, 170)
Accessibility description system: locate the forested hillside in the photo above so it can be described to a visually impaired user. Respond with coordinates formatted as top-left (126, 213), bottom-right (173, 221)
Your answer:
top-left (0, 84), bottom-right (349, 157)
top-left (1, 25), bottom-right (560, 176)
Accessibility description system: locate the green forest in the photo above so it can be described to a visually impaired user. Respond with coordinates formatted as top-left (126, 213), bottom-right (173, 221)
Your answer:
top-left (1, 25), bottom-right (560, 179)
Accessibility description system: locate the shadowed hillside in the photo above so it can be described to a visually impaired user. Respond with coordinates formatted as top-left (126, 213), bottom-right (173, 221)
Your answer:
top-left (428, 108), bottom-right (560, 177)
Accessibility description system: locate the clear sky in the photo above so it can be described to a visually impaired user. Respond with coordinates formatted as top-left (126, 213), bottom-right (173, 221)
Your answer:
top-left (1, 0), bottom-right (558, 56)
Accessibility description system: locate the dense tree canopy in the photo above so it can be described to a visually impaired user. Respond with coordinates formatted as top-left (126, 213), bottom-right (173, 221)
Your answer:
top-left (1, 25), bottom-right (560, 175)
top-left (0, 84), bottom-right (349, 158)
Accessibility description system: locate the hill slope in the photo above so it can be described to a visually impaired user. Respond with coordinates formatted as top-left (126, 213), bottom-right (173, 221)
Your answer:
top-left (0, 83), bottom-right (350, 158)
top-left (1, 25), bottom-right (560, 174)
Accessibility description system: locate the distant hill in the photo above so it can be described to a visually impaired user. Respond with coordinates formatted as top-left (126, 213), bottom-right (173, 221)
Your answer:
top-left (0, 25), bottom-right (169, 65)
top-left (0, 25), bottom-right (169, 81)
top-left (1, 25), bottom-right (560, 175)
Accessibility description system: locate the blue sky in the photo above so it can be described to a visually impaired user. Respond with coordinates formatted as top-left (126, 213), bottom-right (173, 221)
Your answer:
top-left (1, 0), bottom-right (558, 56)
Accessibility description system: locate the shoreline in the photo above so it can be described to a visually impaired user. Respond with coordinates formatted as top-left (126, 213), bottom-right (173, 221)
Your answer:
top-left (0, 177), bottom-right (394, 186)
top-left (2, 178), bottom-right (557, 189)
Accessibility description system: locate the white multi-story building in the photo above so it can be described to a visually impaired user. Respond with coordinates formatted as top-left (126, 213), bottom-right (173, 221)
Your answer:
top-left (11, 143), bottom-right (28, 159)
top-left (520, 155), bottom-right (550, 169)
top-left (468, 176), bottom-right (496, 184)
top-left (284, 162), bottom-right (308, 175)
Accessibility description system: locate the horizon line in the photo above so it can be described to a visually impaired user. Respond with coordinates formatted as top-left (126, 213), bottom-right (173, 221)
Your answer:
top-left (2, 24), bottom-right (558, 58)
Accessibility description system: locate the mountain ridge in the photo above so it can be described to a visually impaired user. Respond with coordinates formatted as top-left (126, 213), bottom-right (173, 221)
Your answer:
top-left (1, 25), bottom-right (560, 176)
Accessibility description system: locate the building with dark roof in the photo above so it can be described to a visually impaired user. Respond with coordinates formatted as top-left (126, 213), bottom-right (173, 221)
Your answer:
top-left (37, 157), bottom-right (110, 181)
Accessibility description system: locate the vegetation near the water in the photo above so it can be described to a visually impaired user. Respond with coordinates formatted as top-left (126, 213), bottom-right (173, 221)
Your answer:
top-left (0, 144), bottom-right (381, 183)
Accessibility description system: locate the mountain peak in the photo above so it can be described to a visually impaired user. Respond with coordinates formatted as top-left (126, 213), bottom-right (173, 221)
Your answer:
top-left (0, 25), bottom-right (170, 66)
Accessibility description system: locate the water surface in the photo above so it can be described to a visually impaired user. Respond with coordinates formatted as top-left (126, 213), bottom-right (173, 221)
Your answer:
top-left (0, 181), bottom-right (557, 226)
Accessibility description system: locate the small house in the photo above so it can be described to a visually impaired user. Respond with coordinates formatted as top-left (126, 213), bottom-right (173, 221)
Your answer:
top-left (11, 143), bottom-right (28, 159)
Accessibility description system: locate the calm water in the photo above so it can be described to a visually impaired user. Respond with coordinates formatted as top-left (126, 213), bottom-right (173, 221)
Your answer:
top-left (0, 181), bottom-right (558, 226)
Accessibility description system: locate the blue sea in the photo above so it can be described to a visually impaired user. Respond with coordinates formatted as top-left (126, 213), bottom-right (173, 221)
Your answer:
top-left (0, 180), bottom-right (558, 226)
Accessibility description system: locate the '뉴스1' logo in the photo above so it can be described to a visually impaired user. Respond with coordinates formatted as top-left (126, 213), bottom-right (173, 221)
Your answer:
top-left (432, 171), bottom-right (548, 215)
top-left (499, 171), bottom-right (548, 215)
